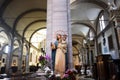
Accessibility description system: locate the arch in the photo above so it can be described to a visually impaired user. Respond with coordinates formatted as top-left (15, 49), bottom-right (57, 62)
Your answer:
top-left (72, 22), bottom-right (96, 35)
top-left (95, 10), bottom-right (104, 31)
top-left (23, 20), bottom-right (46, 37)
top-left (12, 48), bottom-right (19, 55)
top-left (29, 27), bottom-right (46, 45)
top-left (24, 43), bottom-right (29, 53)
top-left (72, 39), bottom-right (83, 46)
top-left (72, 34), bottom-right (86, 39)
top-left (1, 44), bottom-right (8, 52)
top-left (96, 10), bottom-right (110, 34)
top-left (0, 30), bottom-right (11, 46)
top-left (76, 0), bottom-right (108, 9)
top-left (0, 0), bottom-right (12, 16)
top-left (11, 38), bottom-right (22, 63)
top-left (13, 8), bottom-right (46, 31)
top-left (13, 38), bottom-right (22, 49)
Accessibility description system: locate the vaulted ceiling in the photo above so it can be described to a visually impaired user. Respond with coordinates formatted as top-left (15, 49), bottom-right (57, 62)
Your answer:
top-left (0, 0), bottom-right (120, 49)
top-left (71, 0), bottom-right (120, 47)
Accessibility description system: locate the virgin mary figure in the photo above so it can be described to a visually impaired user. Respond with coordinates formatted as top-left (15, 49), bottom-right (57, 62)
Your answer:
top-left (51, 34), bottom-right (61, 70)
top-left (55, 34), bottom-right (67, 78)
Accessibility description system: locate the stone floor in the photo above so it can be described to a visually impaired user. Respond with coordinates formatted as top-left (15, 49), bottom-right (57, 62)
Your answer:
top-left (76, 75), bottom-right (95, 80)
top-left (0, 73), bottom-right (95, 80)
top-left (13, 75), bottom-right (94, 80)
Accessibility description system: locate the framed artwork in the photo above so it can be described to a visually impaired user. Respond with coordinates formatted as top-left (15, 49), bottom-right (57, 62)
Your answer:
top-left (116, 28), bottom-right (120, 49)
top-left (2, 58), bottom-right (5, 63)
top-left (98, 43), bottom-right (102, 54)
top-left (108, 35), bottom-right (114, 50)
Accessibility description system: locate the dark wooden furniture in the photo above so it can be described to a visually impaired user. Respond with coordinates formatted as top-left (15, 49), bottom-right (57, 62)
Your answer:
top-left (0, 67), bottom-right (5, 74)
top-left (96, 55), bottom-right (112, 80)
top-left (92, 63), bottom-right (98, 80)
top-left (75, 65), bottom-right (82, 74)
top-left (109, 59), bottom-right (120, 80)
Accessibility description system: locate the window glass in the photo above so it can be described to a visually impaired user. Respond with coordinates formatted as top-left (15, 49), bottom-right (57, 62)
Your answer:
top-left (99, 15), bottom-right (105, 31)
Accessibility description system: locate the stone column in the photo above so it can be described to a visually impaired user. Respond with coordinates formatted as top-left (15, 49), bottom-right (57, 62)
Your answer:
top-left (25, 45), bottom-right (30, 73)
top-left (46, 0), bottom-right (73, 69)
top-left (17, 42), bottom-right (23, 73)
top-left (5, 37), bottom-right (13, 75)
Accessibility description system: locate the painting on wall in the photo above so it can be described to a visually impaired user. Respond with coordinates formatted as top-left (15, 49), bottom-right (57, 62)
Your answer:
top-left (98, 43), bottom-right (102, 54)
top-left (108, 35), bottom-right (114, 51)
top-left (2, 58), bottom-right (5, 63)
top-left (117, 28), bottom-right (120, 49)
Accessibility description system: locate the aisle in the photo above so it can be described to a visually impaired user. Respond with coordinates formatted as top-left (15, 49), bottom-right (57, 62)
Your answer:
top-left (76, 75), bottom-right (95, 80)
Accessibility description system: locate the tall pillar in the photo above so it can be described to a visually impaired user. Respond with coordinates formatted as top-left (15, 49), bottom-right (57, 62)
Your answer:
top-left (17, 41), bottom-right (23, 73)
top-left (5, 37), bottom-right (13, 75)
top-left (46, 0), bottom-right (73, 69)
top-left (25, 44), bottom-right (30, 73)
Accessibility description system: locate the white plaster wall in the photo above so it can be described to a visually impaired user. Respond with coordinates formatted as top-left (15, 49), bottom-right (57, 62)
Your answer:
top-left (1, 54), bottom-right (7, 67)
top-left (98, 28), bottom-right (111, 54)
top-left (29, 47), bottom-right (40, 66)
top-left (98, 27), bottom-right (118, 59)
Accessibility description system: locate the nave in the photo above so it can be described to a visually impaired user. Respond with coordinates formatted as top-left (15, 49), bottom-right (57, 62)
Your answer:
top-left (0, 0), bottom-right (120, 80)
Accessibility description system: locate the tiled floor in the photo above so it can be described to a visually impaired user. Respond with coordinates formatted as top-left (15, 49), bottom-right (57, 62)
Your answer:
top-left (76, 75), bottom-right (95, 80)
top-left (1, 73), bottom-right (95, 80)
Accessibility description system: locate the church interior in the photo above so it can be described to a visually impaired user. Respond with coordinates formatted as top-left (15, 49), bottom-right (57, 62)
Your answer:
top-left (0, 0), bottom-right (120, 80)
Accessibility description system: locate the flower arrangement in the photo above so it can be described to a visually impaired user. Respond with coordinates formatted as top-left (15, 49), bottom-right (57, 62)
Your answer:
top-left (49, 74), bottom-right (61, 80)
top-left (39, 55), bottom-right (51, 68)
top-left (47, 69), bottom-right (77, 80)
top-left (62, 69), bottom-right (76, 80)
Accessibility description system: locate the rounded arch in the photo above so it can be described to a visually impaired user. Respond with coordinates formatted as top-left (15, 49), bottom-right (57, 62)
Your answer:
top-left (0, 29), bottom-right (12, 46)
top-left (82, 0), bottom-right (108, 9)
top-left (72, 22), bottom-right (96, 35)
top-left (72, 39), bottom-right (83, 46)
top-left (96, 10), bottom-right (105, 29)
top-left (0, 0), bottom-right (12, 16)
top-left (96, 10), bottom-right (110, 33)
top-left (12, 48), bottom-right (19, 55)
top-left (13, 38), bottom-right (22, 49)
top-left (72, 34), bottom-right (86, 39)
top-left (1, 44), bottom-right (9, 52)
top-left (23, 44), bottom-right (28, 56)
top-left (23, 20), bottom-right (46, 37)
top-left (0, 30), bottom-right (12, 55)
top-left (24, 43), bottom-right (29, 53)
top-left (13, 8), bottom-right (46, 31)
top-left (29, 27), bottom-right (46, 43)
top-left (12, 38), bottom-right (22, 56)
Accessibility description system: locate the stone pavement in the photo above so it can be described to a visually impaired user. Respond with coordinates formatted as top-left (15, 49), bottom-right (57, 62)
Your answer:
top-left (76, 75), bottom-right (95, 80)
top-left (0, 73), bottom-right (95, 80)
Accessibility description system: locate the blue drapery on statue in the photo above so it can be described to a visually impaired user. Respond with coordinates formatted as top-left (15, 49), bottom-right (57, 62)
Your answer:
top-left (51, 41), bottom-right (58, 70)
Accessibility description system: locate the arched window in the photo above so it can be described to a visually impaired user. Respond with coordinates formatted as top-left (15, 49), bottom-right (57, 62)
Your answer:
top-left (98, 11), bottom-right (109, 32)
top-left (99, 15), bottom-right (105, 31)
top-left (89, 30), bottom-right (94, 40)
